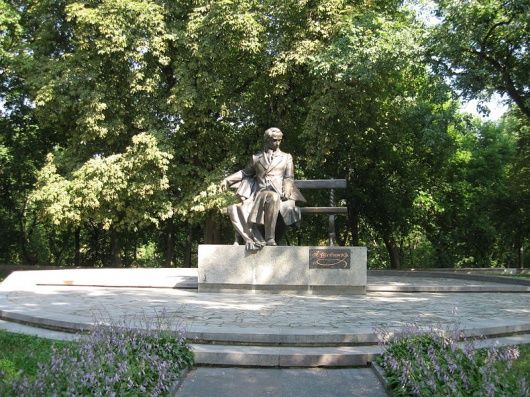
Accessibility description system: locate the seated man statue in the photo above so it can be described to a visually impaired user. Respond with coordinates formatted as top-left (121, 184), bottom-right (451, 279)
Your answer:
top-left (221, 127), bottom-right (305, 249)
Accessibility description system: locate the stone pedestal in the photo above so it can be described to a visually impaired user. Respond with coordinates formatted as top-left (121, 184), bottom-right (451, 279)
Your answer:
top-left (198, 245), bottom-right (367, 294)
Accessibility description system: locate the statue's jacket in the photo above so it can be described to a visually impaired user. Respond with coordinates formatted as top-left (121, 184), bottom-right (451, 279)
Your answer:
top-left (225, 150), bottom-right (305, 226)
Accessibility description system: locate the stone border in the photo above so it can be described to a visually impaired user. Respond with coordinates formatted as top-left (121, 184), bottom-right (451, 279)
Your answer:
top-left (369, 270), bottom-right (530, 286)
top-left (367, 285), bottom-right (529, 293)
top-left (2, 308), bottom-right (529, 346)
top-left (371, 361), bottom-right (393, 397)
top-left (198, 283), bottom-right (366, 295)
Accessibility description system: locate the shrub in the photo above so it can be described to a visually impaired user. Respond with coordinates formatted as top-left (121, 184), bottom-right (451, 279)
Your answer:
top-left (0, 311), bottom-right (193, 396)
top-left (376, 323), bottom-right (529, 397)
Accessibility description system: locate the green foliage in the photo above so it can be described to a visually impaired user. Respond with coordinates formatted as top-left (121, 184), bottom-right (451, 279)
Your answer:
top-left (513, 344), bottom-right (530, 381)
top-left (134, 241), bottom-right (161, 267)
top-left (0, 0), bottom-right (528, 268)
top-left (31, 133), bottom-right (173, 232)
top-left (503, 108), bottom-right (530, 237)
top-left (301, 5), bottom-right (457, 267)
top-left (430, 0), bottom-right (530, 119)
top-left (426, 115), bottom-right (525, 267)
top-left (0, 314), bottom-right (194, 396)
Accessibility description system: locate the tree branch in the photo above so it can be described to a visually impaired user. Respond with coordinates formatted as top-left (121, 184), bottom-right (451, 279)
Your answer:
top-left (468, 48), bottom-right (530, 120)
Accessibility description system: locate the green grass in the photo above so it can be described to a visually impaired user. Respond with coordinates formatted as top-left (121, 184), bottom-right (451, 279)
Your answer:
top-left (513, 344), bottom-right (530, 379)
top-left (0, 330), bottom-right (75, 382)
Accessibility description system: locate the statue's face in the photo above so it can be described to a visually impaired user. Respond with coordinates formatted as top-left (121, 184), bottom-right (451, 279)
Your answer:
top-left (266, 133), bottom-right (282, 151)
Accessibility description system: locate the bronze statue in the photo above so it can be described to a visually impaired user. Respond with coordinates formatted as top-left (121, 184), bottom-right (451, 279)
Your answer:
top-left (222, 127), bottom-right (305, 249)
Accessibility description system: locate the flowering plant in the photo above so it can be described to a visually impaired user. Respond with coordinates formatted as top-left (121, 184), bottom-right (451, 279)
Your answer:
top-left (1, 311), bottom-right (193, 396)
top-left (376, 322), bottom-right (528, 397)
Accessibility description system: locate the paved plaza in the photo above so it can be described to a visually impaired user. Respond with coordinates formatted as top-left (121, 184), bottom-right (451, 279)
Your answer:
top-left (1, 269), bottom-right (529, 341)
top-left (1, 268), bottom-right (528, 396)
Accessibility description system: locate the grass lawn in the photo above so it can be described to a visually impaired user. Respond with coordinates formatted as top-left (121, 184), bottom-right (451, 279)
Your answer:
top-left (0, 330), bottom-right (75, 382)
top-left (513, 343), bottom-right (530, 379)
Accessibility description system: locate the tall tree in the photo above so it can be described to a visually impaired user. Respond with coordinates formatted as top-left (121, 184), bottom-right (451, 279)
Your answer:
top-left (500, 108), bottom-right (530, 267)
top-left (301, 6), bottom-right (457, 268)
top-left (430, 0), bottom-right (530, 120)
top-left (427, 116), bottom-right (521, 267)
top-left (25, 0), bottom-right (176, 265)
top-left (0, 0), bottom-right (60, 264)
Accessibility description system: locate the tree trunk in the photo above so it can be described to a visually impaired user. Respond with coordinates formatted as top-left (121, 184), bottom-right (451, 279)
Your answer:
top-left (204, 215), bottom-right (221, 244)
top-left (74, 227), bottom-right (81, 267)
top-left (184, 222), bottom-right (193, 267)
top-left (110, 228), bottom-right (122, 267)
top-left (164, 219), bottom-right (175, 267)
top-left (19, 213), bottom-right (36, 265)
top-left (517, 237), bottom-right (525, 269)
top-left (383, 233), bottom-right (401, 269)
top-left (91, 226), bottom-right (101, 266)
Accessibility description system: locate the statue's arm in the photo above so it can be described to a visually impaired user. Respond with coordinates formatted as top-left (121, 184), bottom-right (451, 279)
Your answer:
top-left (221, 156), bottom-right (256, 190)
top-left (282, 154), bottom-right (294, 199)
top-left (224, 170), bottom-right (245, 187)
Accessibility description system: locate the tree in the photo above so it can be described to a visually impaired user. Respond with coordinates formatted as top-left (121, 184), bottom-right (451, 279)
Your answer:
top-left (165, 0), bottom-right (364, 243)
top-left (500, 108), bottom-right (530, 267)
top-left (3, 0), bottom-right (523, 270)
top-left (424, 114), bottom-right (526, 268)
top-left (0, 0), bottom-right (61, 264)
top-left (430, 0), bottom-right (530, 120)
top-left (301, 7), bottom-right (457, 268)
top-left (23, 0), bottom-right (176, 266)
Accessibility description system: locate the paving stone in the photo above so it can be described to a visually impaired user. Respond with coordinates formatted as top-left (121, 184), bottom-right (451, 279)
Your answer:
top-left (1, 269), bottom-right (529, 368)
top-left (2, 269), bottom-right (529, 396)
top-left (1, 272), bottom-right (529, 343)
top-left (174, 367), bottom-right (388, 397)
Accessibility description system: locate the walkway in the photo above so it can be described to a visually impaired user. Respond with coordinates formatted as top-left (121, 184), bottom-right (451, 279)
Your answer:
top-left (1, 269), bottom-right (528, 343)
top-left (176, 367), bottom-right (388, 397)
top-left (1, 268), bottom-right (529, 396)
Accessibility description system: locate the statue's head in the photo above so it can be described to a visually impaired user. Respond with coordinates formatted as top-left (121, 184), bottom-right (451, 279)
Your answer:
top-left (264, 127), bottom-right (283, 151)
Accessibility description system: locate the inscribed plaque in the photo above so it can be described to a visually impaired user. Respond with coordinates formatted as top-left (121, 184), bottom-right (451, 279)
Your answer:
top-left (309, 249), bottom-right (351, 269)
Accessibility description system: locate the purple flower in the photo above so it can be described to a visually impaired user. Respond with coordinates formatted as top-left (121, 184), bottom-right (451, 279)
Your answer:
top-left (1, 310), bottom-right (193, 396)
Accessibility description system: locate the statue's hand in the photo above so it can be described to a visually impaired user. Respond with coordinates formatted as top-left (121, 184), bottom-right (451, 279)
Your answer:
top-left (283, 179), bottom-right (293, 200)
top-left (245, 241), bottom-right (258, 251)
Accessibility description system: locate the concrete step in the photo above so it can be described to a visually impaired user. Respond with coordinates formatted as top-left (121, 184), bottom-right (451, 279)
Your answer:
top-left (6, 268), bottom-right (528, 292)
top-left (2, 318), bottom-right (529, 368)
top-left (190, 333), bottom-right (530, 367)
top-left (3, 305), bottom-right (530, 349)
top-left (191, 332), bottom-right (530, 367)
top-left (191, 343), bottom-right (382, 367)
top-left (367, 285), bottom-right (530, 292)
top-left (0, 319), bottom-right (82, 341)
top-left (182, 320), bottom-right (530, 346)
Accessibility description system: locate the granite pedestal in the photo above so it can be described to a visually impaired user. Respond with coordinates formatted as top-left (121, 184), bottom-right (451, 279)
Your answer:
top-left (198, 245), bottom-right (367, 294)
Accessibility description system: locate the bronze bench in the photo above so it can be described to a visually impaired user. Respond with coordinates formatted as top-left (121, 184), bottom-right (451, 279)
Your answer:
top-left (295, 179), bottom-right (347, 246)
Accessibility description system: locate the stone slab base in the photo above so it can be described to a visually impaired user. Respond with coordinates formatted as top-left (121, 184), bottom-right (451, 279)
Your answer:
top-left (198, 245), bottom-right (367, 294)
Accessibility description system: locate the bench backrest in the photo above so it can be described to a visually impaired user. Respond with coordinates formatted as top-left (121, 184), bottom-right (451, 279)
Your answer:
top-left (295, 179), bottom-right (347, 245)
top-left (295, 179), bottom-right (347, 189)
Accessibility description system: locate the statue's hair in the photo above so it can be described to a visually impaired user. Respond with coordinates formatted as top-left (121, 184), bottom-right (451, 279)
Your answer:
top-left (264, 127), bottom-right (283, 140)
